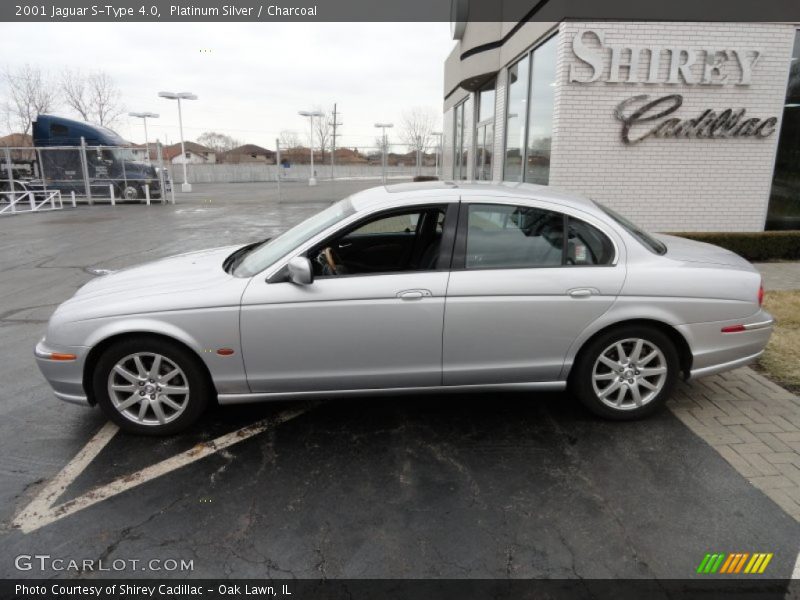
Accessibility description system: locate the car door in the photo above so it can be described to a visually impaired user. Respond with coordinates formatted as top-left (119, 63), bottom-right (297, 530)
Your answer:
top-left (240, 202), bottom-right (458, 393)
top-left (442, 198), bottom-right (626, 386)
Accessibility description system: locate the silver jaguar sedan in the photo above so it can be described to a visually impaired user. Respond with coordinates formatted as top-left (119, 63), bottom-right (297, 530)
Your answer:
top-left (35, 182), bottom-right (774, 435)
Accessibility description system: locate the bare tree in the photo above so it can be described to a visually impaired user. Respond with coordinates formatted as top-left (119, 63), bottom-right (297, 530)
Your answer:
top-left (312, 107), bottom-right (332, 163)
top-left (279, 129), bottom-right (302, 149)
top-left (197, 131), bottom-right (240, 153)
top-left (2, 64), bottom-right (59, 135)
top-left (61, 69), bottom-right (124, 127)
top-left (374, 135), bottom-right (391, 154)
top-left (399, 106), bottom-right (438, 174)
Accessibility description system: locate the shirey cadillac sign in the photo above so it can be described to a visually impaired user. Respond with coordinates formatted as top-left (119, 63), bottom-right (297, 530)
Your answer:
top-left (568, 29), bottom-right (778, 144)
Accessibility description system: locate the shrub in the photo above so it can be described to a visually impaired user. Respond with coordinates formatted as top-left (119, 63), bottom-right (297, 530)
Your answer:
top-left (669, 231), bottom-right (800, 262)
top-left (412, 175), bottom-right (438, 182)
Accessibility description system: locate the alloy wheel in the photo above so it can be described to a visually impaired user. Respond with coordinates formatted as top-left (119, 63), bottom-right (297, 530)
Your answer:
top-left (107, 352), bottom-right (190, 426)
top-left (591, 338), bottom-right (667, 411)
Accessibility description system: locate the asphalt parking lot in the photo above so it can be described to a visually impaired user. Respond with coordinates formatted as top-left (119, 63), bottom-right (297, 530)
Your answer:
top-left (1, 180), bottom-right (799, 581)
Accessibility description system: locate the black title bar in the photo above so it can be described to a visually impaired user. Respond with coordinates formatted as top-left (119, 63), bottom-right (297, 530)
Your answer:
top-left (4, 0), bottom-right (800, 22)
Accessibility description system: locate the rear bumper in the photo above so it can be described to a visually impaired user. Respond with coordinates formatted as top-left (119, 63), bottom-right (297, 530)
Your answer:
top-left (678, 309), bottom-right (774, 381)
top-left (34, 339), bottom-right (91, 407)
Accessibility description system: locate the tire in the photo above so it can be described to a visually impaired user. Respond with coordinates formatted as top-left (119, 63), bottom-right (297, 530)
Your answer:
top-left (570, 325), bottom-right (679, 420)
top-left (118, 184), bottom-right (141, 201)
top-left (93, 336), bottom-right (212, 435)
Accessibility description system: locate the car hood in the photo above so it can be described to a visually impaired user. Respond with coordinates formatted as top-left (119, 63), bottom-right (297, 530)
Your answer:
top-left (55, 245), bottom-right (247, 321)
top-left (654, 234), bottom-right (756, 271)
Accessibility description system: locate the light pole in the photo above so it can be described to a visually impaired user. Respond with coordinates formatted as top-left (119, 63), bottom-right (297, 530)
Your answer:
top-left (158, 91), bottom-right (197, 192)
top-left (431, 131), bottom-right (442, 177)
top-left (374, 123), bottom-right (393, 184)
top-left (129, 112), bottom-right (159, 164)
top-left (298, 110), bottom-right (324, 186)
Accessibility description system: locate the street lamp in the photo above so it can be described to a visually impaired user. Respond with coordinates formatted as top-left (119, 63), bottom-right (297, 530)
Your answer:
top-left (128, 112), bottom-right (159, 164)
top-left (431, 131), bottom-right (442, 177)
top-left (374, 123), bottom-right (393, 184)
top-left (298, 110), bottom-right (324, 186)
top-left (158, 91), bottom-right (197, 192)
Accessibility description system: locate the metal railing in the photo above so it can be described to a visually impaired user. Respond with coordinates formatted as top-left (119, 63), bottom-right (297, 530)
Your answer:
top-left (0, 189), bottom-right (63, 216)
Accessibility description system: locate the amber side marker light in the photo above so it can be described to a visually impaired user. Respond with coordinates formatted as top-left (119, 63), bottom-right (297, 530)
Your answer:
top-left (49, 352), bottom-right (77, 361)
top-left (216, 348), bottom-right (235, 356)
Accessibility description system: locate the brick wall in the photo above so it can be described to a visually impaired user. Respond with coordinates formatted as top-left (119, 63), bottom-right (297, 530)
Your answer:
top-left (550, 22), bottom-right (796, 232)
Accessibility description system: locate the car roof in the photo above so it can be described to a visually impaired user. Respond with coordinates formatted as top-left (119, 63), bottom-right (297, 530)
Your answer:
top-left (348, 181), bottom-right (601, 216)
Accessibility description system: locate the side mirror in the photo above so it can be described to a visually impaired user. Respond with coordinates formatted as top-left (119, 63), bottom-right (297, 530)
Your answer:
top-left (286, 256), bottom-right (314, 285)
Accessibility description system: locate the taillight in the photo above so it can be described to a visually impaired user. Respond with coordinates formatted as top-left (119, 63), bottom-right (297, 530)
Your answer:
top-left (758, 282), bottom-right (764, 307)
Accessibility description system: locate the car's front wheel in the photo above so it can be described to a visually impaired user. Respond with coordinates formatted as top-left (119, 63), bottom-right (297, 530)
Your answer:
top-left (571, 325), bottom-right (679, 420)
top-left (93, 337), bottom-right (211, 435)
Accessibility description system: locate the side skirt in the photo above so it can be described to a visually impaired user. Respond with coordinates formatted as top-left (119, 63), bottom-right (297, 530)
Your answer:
top-left (217, 381), bottom-right (567, 405)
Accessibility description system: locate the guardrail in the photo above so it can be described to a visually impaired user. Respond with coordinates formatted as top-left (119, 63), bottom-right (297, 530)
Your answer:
top-left (0, 190), bottom-right (63, 216)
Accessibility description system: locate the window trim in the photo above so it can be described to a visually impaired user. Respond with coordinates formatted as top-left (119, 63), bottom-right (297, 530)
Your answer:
top-left (452, 199), bottom-right (619, 271)
top-left (307, 202), bottom-right (460, 280)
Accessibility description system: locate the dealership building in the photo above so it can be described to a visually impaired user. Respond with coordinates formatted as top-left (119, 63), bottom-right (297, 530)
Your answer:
top-left (442, 19), bottom-right (800, 231)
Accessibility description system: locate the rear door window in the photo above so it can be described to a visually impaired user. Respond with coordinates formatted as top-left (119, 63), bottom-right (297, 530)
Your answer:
top-left (465, 204), bottom-right (563, 268)
top-left (462, 203), bottom-right (615, 269)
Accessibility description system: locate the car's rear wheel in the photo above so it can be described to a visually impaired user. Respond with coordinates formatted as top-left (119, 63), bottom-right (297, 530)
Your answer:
top-left (571, 325), bottom-right (679, 420)
top-left (93, 337), bottom-right (210, 435)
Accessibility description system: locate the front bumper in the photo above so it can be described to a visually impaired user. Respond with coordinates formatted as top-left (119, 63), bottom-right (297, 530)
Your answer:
top-left (34, 339), bottom-right (91, 406)
top-left (678, 309), bottom-right (775, 380)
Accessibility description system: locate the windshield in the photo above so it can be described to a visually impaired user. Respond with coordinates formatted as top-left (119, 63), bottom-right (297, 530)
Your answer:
top-left (232, 198), bottom-right (357, 277)
top-left (112, 148), bottom-right (137, 162)
top-left (596, 202), bottom-right (667, 255)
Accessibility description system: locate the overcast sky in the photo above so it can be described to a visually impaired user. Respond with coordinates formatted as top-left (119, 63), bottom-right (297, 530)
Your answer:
top-left (0, 22), bottom-right (454, 149)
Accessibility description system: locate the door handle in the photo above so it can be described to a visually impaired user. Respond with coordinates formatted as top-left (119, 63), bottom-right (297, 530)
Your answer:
top-left (568, 288), bottom-right (595, 298)
top-left (397, 289), bottom-right (432, 300)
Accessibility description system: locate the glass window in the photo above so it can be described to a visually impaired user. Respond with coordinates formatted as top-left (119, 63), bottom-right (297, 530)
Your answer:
top-left (597, 202), bottom-right (666, 255)
top-left (311, 206), bottom-right (448, 276)
top-left (478, 82), bottom-right (495, 123)
top-left (766, 31), bottom-right (800, 230)
top-left (232, 198), bottom-right (356, 277)
top-left (525, 36), bottom-right (558, 185)
top-left (566, 217), bottom-right (615, 265)
top-left (352, 213), bottom-right (419, 235)
top-left (504, 55), bottom-right (529, 182)
top-left (461, 96), bottom-right (473, 180)
top-left (475, 79), bottom-right (496, 181)
top-left (453, 102), bottom-right (464, 180)
top-left (466, 204), bottom-right (564, 268)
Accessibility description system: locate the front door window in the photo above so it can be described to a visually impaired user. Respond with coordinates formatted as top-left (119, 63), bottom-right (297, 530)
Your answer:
top-left (308, 205), bottom-right (450, 276)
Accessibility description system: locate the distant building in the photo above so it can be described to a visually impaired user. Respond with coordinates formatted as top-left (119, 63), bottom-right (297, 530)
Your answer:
top-left (163, 142), bottom-right (216, 164)
top-left (0, 133), bottom-right (35, 161)
top-left (219, 144), bottom-right (276, 164)
top-left (333, 147), bottom-right (368, 164)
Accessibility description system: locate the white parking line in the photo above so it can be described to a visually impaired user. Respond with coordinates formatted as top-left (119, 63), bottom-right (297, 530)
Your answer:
top-left (13, 407), bottom-right (310, 534)
top-left (793, 550), bottom-right (800, 579)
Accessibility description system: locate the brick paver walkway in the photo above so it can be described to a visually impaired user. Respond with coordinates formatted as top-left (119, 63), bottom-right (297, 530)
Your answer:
top-left (669, 368), bottom-right (800, 522)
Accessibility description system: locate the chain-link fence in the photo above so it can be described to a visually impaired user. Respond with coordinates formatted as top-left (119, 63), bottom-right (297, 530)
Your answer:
top-left (166, 142), bottom-right (444, 185)
top-left (1, 142), bottom-right (173, 205)
top-left (1, 140), bottom-right (446, 204)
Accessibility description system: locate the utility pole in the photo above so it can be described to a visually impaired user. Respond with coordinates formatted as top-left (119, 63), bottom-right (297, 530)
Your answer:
top-left (330, 103), bottom-right (342, 180)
